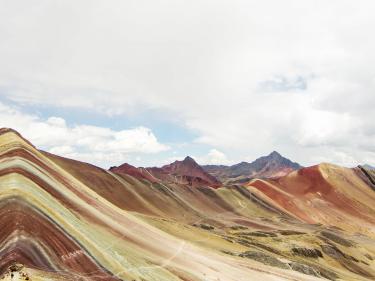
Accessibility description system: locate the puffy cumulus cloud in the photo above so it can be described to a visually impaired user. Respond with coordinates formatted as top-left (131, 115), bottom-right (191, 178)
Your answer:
top-left (0, 102), bottom-right (169, 167)
top-left (206, 149), bottom-right (230, 165)
top-left (195, 149), bottom-right (232, 165)
top-left (0, 1), bottom-right (375, 166)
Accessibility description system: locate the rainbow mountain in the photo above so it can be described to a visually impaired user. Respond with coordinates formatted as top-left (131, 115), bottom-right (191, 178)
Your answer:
top-left (0, 128), bottom-right (374, 280)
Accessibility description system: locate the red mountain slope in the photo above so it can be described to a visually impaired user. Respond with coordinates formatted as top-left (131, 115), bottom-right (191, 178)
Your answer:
top-left (247, 163), bottom-right (375, 233)
top-left (110, 162), bottom-right (159, 183)
top-left (111, 156), bottom-right (222, 188)
top-left (159, 156), bottom-right (221, 187)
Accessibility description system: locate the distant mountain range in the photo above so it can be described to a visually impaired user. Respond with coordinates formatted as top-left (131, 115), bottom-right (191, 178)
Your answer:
top-left (362, 164), bottom-right (375, 170)
top-left (110, 156), bottom-right (222, 188)
top-left (109, 151), bottom-right (301, 188)
top-left (203, 151), bottom-right (302, 184)
top-left (111, 153), bottom-right (375, 189)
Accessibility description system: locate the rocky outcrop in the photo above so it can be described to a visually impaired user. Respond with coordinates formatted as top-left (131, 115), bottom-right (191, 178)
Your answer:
top-left (291, 247), bottom-right (323, 258)
top-left (320, 231), bottom-right (354, 247)
top-left (288, 262), bottom-right (321, 278)
top-left (239, 251), bottom-right (289, 269)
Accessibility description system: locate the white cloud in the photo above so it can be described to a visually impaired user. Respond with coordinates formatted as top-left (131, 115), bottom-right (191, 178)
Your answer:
top-left (0, 102), bottom-right (169, 167)
top-left (196, 149), bottom-right (232, 165)
top-left (0, 1), bottom-right (375, 166)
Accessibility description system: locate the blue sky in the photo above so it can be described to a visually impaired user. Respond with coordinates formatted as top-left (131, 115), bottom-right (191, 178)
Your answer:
top-left (0, 97), bottom-right (221, 167)
top-left (1, 0), bottom-right (375, 168)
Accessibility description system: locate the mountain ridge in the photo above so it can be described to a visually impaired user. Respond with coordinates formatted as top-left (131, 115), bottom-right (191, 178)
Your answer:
top-left (110, 156), bottom-right (222, 188)
top-left (203, 151), bottom-right (302, 183)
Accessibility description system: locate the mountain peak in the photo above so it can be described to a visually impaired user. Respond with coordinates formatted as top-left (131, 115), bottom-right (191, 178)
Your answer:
top-left (254, 151), bottom-right (302, 171)
top-left (269, 151), bottom-right (282, 158)
top-left (110, 162), bottom-right (159, 183)
top-left (182, 156), bottom-right (197, 164)
top-left (0, 127), bottom-right (36, 149)
top-left (161, 156), bottom-right (221, 187)
top-left (203, 151), bottom-right (302, 183)
top-left (112, 156), bottom-right (221, 188)
top-left (110, 162), bottom-right (136, 170)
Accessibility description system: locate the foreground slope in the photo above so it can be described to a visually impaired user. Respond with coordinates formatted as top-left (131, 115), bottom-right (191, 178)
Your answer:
top-left (0, 128), bottom-right (321, 280)
top-left (1, 128), bottom-right (375, 280)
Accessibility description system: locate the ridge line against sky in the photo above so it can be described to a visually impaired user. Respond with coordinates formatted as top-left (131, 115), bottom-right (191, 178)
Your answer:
top-left (0, 0), bottom-right (375, 168)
